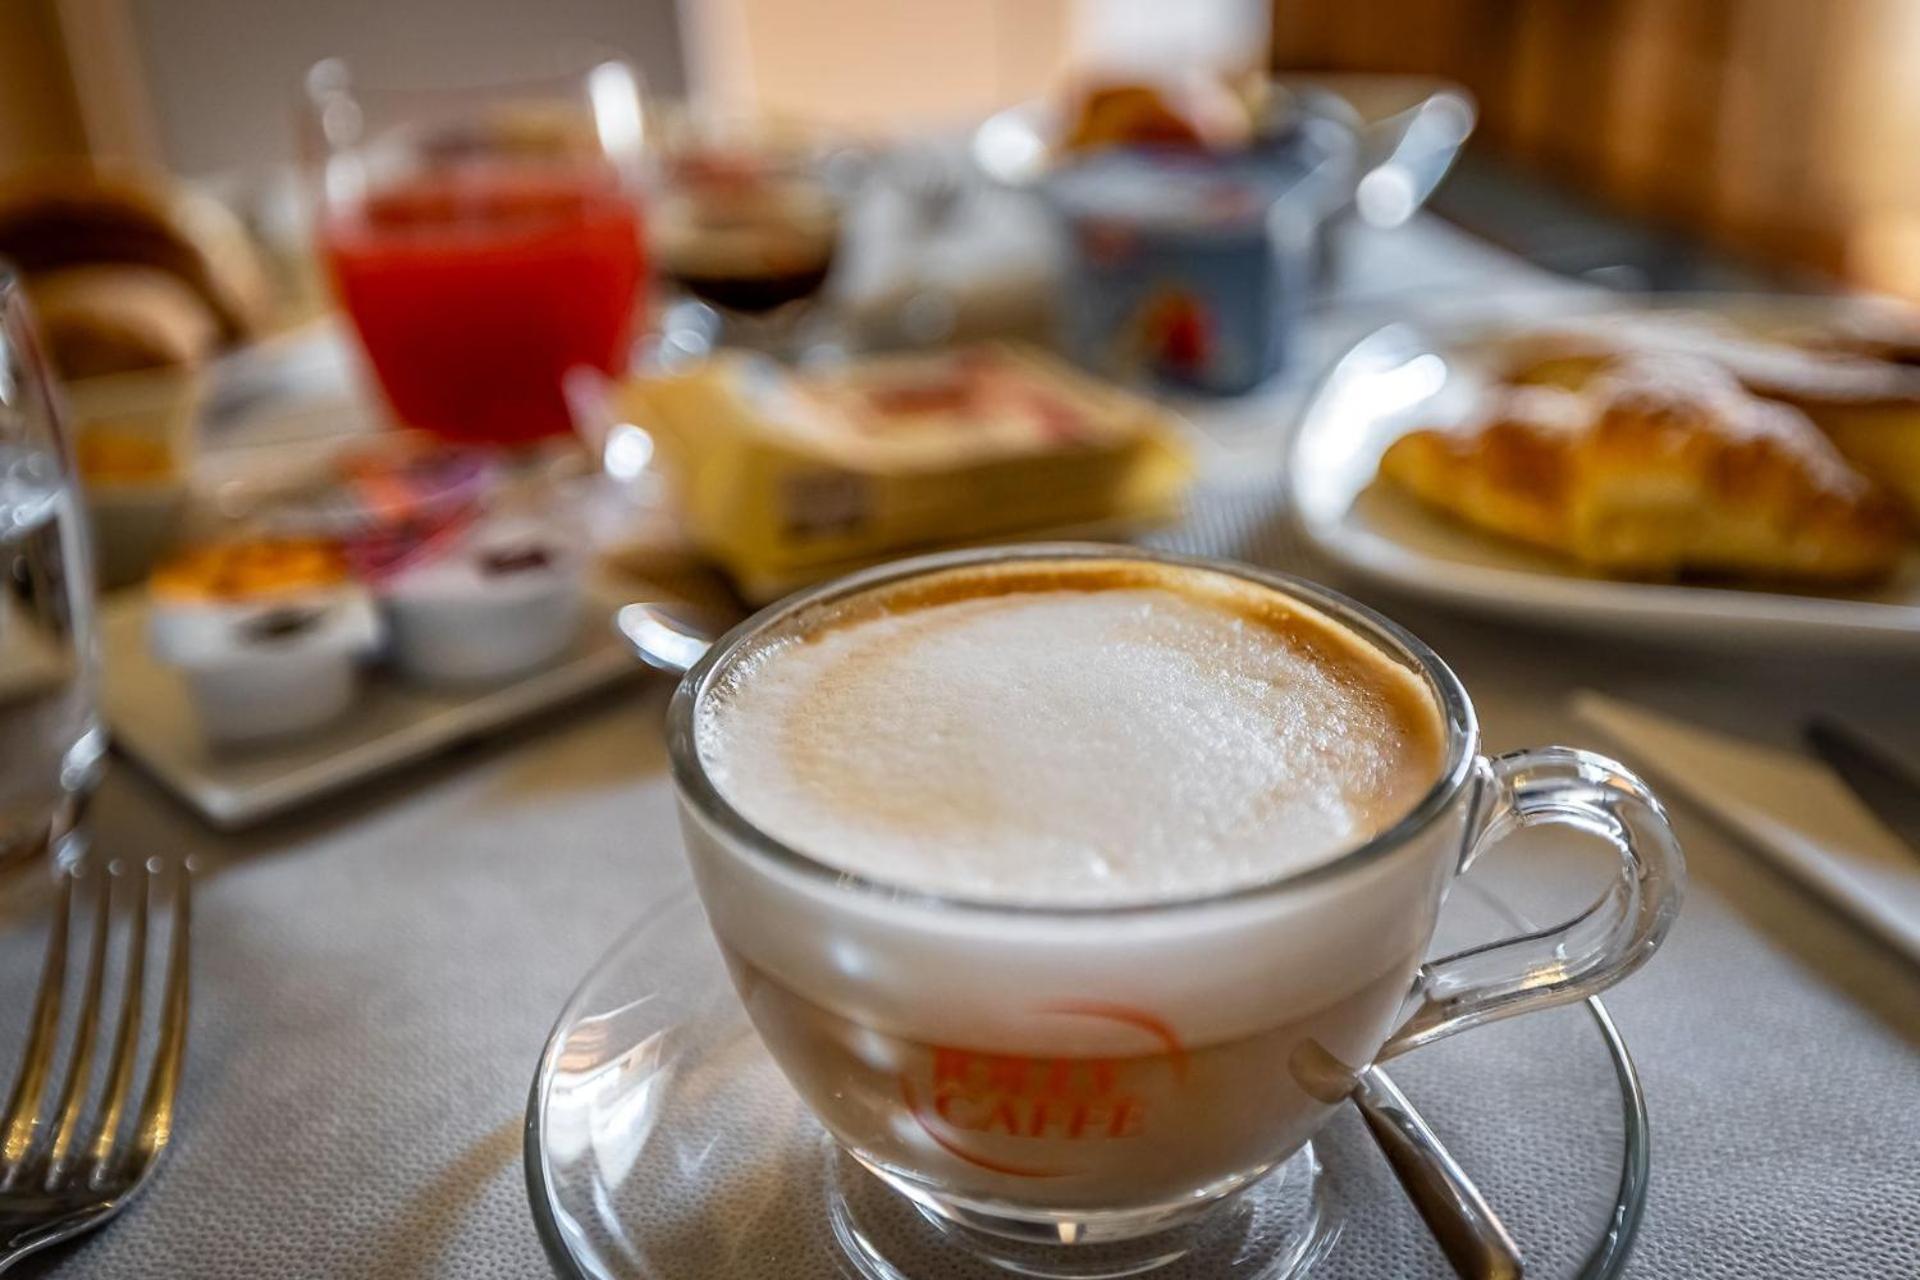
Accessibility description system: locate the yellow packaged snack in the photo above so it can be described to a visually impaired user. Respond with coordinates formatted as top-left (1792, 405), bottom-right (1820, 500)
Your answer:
top-left (618, 343), bottom-right (1193, 599)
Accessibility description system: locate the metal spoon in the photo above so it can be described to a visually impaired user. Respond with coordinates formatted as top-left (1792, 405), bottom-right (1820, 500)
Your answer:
top-left (1355, 1068), bottom-right (1523, 1278)
top-left (1295, 1038), bottom-right (1524, 1279)
top-left (617, 602), bottom-right (1524, 1279)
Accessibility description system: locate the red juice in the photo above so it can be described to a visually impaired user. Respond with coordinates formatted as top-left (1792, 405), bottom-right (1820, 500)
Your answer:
top-left (323, 165), bottom-right (646, 444)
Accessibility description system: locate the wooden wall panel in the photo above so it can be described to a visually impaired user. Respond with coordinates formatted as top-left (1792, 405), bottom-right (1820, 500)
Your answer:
top-left (1268, 0), bottom-right (1920, 296)
top-left (1270, 0), bottom-right (1339, 70)
top-left (1443, 0), bottom-right (1525, 151)
top-left (1609, 0), bottom-right (1736, 229)
top-left (1823, 0), bottom-right (1920, 294)
top-left (0, 0), bottom-right (88, 170)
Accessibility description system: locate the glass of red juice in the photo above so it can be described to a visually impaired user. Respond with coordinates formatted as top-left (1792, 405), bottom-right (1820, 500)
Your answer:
top-left (307, 56), bottom-right (648, 445)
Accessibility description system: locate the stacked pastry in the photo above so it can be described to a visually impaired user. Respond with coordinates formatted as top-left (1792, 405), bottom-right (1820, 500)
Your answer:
top-left (0, 168), bottom-right (271, 584)
top-left (1495, 312), bottom-right (1920, 515)
top-left (0, 167), bottom-right (270, 376)
top-left (1381, 312), bottom-right (1920, 584)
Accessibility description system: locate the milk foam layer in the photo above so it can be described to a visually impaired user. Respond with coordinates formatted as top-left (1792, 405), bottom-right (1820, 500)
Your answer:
top-left (696, 563), bottom-right (1445, 906)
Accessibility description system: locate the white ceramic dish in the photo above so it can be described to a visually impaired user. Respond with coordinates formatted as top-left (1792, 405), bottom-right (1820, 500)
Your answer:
top-left (149, 589), bottom-right (382, 744)
top-left (379, 526), bottom-right (587, 686)
top-left (102, 575), bottom-right (653, 829)
top-left (1287, 312), bottom-right (1920, 651)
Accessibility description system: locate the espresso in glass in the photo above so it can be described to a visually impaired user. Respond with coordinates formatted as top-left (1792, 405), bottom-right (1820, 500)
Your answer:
top-left (686, 559), bottom-right (1452, 1218)
top-left (653, 132), bottom-right (841, 325)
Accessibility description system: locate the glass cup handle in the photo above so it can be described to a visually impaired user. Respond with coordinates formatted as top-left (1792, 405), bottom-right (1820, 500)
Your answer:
top-left (1381, 747), bottom-right (1685, 1060)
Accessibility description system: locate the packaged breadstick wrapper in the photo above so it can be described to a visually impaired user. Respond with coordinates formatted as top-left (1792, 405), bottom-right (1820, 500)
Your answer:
top-left (616, 343), bottom-right (1193, 600)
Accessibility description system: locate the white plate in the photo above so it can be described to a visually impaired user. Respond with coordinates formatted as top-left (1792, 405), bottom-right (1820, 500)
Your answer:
top-left (101, 577), bottom-right (654, 829)
top-left (1287, 313), bottom-right (1920, 650)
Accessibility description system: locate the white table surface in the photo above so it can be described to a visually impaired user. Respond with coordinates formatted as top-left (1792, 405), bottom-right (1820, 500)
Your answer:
top-left (3, 214), bottom-right (1917, 1279)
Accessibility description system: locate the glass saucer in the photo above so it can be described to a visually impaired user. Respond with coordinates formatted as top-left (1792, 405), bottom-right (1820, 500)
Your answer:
top-left (524, 879), bottom-right (1648, 1280)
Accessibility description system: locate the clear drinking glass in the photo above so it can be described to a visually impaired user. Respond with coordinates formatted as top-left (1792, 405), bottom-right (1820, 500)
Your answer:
top-left (0, 268), bottom-right (104, 868)
top-left (651, 112), bottom-right (850, 361)
top-left (305, 53), bottom-right (650, 445)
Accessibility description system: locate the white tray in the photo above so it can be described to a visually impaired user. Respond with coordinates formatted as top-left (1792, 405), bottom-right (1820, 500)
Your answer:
top-left (1288, 312), bottom-right (1920, 651)
top-left (100, 577), bottom-right (652, 829)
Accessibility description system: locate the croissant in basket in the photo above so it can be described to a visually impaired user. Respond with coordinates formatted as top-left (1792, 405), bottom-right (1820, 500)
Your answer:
top-left (1380, 354), bottom-right (1909, 584)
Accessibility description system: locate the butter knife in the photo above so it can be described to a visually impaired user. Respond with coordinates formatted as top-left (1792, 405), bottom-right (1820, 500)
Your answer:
top-left (1805, 718), bottom-right (1920, 860)
top-left (1573, 691), bottom-right (1920, 964)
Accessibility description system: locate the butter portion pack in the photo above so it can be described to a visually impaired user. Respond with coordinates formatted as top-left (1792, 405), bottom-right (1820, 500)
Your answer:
top-left (619, 344), bottom-right (1193, 599)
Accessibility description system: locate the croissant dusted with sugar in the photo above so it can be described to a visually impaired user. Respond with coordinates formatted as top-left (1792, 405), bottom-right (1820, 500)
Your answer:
top-left (1498, 314), bottom-right (1920, 518)
top-left (1380, 355), bottom-right (1908, 583)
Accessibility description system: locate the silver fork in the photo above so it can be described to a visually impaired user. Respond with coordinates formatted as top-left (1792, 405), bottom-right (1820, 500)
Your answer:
top-left (0, 857), bottom-right (190, 1273)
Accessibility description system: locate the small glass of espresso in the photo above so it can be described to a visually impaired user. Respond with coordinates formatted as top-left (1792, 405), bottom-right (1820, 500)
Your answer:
top-left (652, 113), bottom-right (848, 361)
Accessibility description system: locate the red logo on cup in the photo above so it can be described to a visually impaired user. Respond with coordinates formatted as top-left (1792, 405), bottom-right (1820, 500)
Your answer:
top-left (899, 1001), bottom-right (1190, 1178)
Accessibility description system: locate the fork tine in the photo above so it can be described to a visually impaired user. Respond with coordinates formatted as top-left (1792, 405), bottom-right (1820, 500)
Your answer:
top-left (82, 864), bottom-right (147, 1178)
top-left (0, 873), bottom-right (73, 1187)
top-left (41, 868), bottom-right (113, 1183)
top-left (124, 861), bottom-right (189, 1178)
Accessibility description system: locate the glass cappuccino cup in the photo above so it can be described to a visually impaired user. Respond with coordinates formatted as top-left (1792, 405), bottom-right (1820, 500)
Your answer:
top-left (663, 544), bottom-right (1684, 1249)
